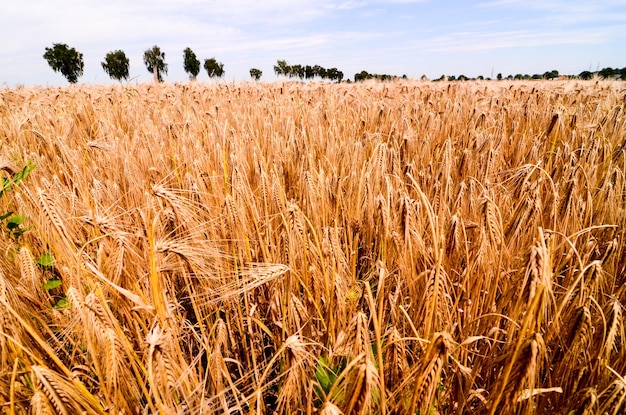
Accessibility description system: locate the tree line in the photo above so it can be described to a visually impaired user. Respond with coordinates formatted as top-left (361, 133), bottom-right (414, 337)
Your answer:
top-left (43, 44), bottom-right (347, 84)
top-left (272, 60), bottom-right (344, 82)
top-left (432, 68), bottom-right (626, 82)
top-left (42, 44), bottom-right (403, 85)
top-left (354, 71), bottom-right (408, 82)
top-left (43, 42), bottom-right (625, 85)
top-left (43, 43), bottom-right (231, 84)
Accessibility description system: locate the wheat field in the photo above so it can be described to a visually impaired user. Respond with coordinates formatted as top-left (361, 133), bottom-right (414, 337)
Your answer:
top-left (0, 80), bottom-right (625, 414)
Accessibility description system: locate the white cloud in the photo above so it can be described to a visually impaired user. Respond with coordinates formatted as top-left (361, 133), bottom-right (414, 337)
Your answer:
top-left (418, 27), bottom-right (614, 53)
top-left (376, 0), bottom-right (429, 3)
top-left (476, 0), bottom-right (626, 24)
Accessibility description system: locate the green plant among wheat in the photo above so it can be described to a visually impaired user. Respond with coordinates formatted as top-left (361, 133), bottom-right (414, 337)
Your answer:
top-left (1, 161), bottom-right (34, 240)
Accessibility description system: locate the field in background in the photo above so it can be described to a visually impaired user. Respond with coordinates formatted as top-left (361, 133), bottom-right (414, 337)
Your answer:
top-left (0, 80), bottom-right (625, 414)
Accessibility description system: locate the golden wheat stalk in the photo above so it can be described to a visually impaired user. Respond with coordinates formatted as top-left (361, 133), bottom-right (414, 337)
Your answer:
top-left (406, 332), bottom-right (451, 414)
top-left (342, 358), bottom-right (378, 415)
top-left (18, 246), bottom-right (41, 295)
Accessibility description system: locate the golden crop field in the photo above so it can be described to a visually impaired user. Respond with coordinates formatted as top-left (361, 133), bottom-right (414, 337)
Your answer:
top-left (0, 80), bottom-right (625, 414)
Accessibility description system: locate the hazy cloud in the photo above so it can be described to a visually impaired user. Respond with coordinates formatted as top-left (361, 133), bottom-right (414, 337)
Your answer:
top-left (420, 28), bottom-right (612, 53)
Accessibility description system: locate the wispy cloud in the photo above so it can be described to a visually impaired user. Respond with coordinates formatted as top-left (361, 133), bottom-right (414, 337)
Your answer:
top-left (419, 27), bottom-right (613, 53)
top-left (476, 0), bottom-right (626, 25)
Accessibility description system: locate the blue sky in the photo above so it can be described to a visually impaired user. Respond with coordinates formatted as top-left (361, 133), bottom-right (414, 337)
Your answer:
top-left (1, 0), bottom-right (625, 86)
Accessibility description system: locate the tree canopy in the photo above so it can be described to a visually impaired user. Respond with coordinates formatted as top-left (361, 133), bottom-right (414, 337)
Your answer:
top-left (101, 50), bottom-right (129, 82)
top-left (43, 43), bottom-right (84, 84)
top-left (183, 48), bottom-right (201, 80)
top-left (204, 58), bottom-right (224, 79)
top-left (597, 67), bottom-right (626, 79)
top-left (544, 69), bottom-right (559, 79)
top-left (355, 70), bottom-right (404, 82)
top-left (273, 60), bottom-right (344, 82)
top-left (274, 60), bottom-right (289, 77)
top-left (250, 68), bottom-right (262, 81)
top-left (143, 45), bottom-right (168, 83)
top-left (326, 68), bottom-right (344, 83)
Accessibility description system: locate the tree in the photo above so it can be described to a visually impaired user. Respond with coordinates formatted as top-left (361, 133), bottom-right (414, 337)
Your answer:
top-left (497, 73), bottom-right (502, 80)
top-left (183, 48), bottom-right (201, 80)
top-left (599, 67), bottom-right (615, 79)
top-left (250, 68), bottom-right (262, 81)
top-left (335, 69), bottom-right (344, 83)
top-left (312, 65), bottom-right (325, 79)
top-left (143, 45), bottom-right (168, 83)
top-left (274, 60), bottom-right (290, 77)
top-left (318, 67), bottom-right (329, 80)
top-left (543, 69), bottom-right (559, 80)
top-left (327, 68), bottom-right (343, 83)
top-left (578, 71), bottom-right (593, 80)
top-left (101, 50), bottom-right (129, 83)
top-left (305, 65), bottom-right (315, 80)
top-left (43, 43), bottom-right (84, 84)
top-left (355, 70), bottom-right (371, 82)
top-left (204, 58), bottom-right (224, 79)
top-left (289, 64), bottom-right (304, 80)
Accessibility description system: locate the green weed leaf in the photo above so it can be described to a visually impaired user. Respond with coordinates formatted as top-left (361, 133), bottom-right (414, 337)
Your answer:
top-left (6, 214), bottom-right (25, 229)
top-left (1, 177), bottom-right (11, 194)
top-left (315, 358), bottom-right (333, 393)
top-left (35, 253), bottom-right (55, 268)
top-left (43, 279), bottom-right (62, 291)
top-left (12, 161), bottom-right (35, 185)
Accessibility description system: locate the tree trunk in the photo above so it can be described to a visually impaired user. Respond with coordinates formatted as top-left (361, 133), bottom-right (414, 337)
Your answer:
top-left (153, 65), bottom-right (158, 83)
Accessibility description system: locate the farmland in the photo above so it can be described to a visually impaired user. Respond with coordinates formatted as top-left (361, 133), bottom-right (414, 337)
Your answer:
top-left (0, 80), bottom-right (625, 414)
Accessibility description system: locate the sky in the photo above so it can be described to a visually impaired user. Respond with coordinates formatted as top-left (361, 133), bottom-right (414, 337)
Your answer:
top-left (1, 0), bottom-right (625, 87)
